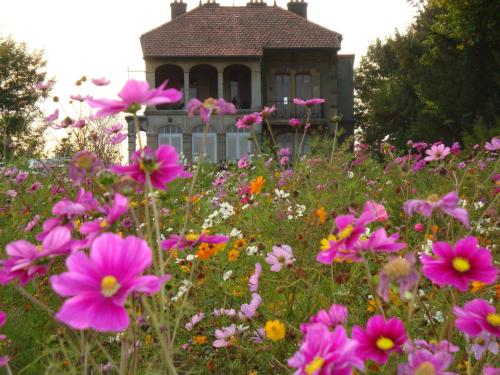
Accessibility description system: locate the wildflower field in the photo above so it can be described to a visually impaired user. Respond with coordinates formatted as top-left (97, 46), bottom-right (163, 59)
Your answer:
top-left (0, 80), bottom-right (499, 374)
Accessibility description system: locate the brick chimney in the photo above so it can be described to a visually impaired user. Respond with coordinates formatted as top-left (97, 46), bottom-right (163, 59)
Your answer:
top-left (203, 0), bottom-right (219, 6)
top-left (287, 0), bottom-right (307, 19)
top-left (247, 0), bottom-right (267, 6)
top-left (170, 0), bottom-right (187, 19)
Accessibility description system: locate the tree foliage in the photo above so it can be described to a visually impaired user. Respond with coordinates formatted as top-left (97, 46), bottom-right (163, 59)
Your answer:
top-left (355, 0), bottom-right (500, 148)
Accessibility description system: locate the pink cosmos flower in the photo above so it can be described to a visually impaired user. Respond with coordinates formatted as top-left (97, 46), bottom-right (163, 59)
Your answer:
top-left (360, 228), bottom-right (406, 253)
top-left (363, 201), bottom-right (388, 222)
top-left (35, 81), bottom-right (54, 91)
top-left (69, 151), bottom-right (104, 185)
top-left (403, 191), bottom-right (469, 227)
top-left (261, 105), bottom-right (276, 118)
top-left (0, 311), bottom-right (9, 367)
top-left (238, 293), bottom-right (262, 320)
top-left (27, 182), bottom-right (42, 193)
top-left (293, 98), bottom-right (326, 107)
top-left (91, 77), bottom-right (110, 86)
top-left (161, 233), bottom-right (229, 251)
top-left (24, 214), bottom-right (41, 233)
top-left (105, 123), bottom-right (124, 134)
top-left (421, 236), bottom-right (498, 292)
top-left (238, 154), bottom-right (250, 169)
top-left (213, 308), bottom-right (236, 317)
top-left (424, 144), bottom-right (451, 162)
top-left (288, 324), bottom-right (364, 375)
top-left (70, 94), bottom-right (87, 102)
top-left (289, 118), bottom-right (301, 128)
top-left (378, 253), bottom-right (419, 302)
top-left (72, 119), bottom-right (86, 129)
top-left (213, 324), bottom-right (238, 348)
top-left (187, 98), bottom-right (236, 123)
top-left (484, 367), bottom-right (500, 375)
top-left (87, 79), bottom-right (182, 117)
top-left (50, 233), bottom-right (167, 332)
top-left (471, 332), bottom-right (498, 360)
top-left (6, 190), bottom-right (16, 198)
top-left (352, 315), bottom-right (407, 364)
top-left (265, 245), bottom-right (295, 272)
top-left (185, 312), bottom-right (204, 331)
top-left (15, 171), bottom-right (28, 184)
top-left (248, 263), bottom-right (262, 292)
top-left (112, 145), bottom-right (191, 190)
top-left (485, 137), bottom-right (500, 152)
top-left (236, 113), bottom-right (263, 129)
top-left (110, 133), bottom-right (127, 145)
top-left (398, 339), bottom-right (458, 375)
top-left (300, 304), bottom-right (348, 334)
top-left (454, 299), bottom-right (500, 337)
top-left (45, 109), bottom-right (59, 123)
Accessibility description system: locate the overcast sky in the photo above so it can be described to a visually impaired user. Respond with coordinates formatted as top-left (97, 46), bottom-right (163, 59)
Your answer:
top-left (1, 0), bottom-right (417, 149)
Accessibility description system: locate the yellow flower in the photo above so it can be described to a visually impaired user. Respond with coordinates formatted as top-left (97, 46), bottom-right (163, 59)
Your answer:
top-left (367, 298), bottom-right (379, 313)
top-left (248, 371), bottom-right (258, 375)
top-left (234, 238), bottom-right (247, 249)
top-left (265, 320), bottom-right (285, 341)
top-left (192, 335), bottom-right (208, 345)
top-left (228, 249), bottom-right (240, 262)
top-left (180, 265), bottom-right (190, 273)
top-left (250, 176), bottom-right (265, 195)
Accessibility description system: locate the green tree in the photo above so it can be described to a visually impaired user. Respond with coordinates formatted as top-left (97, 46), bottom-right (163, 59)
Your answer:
top-left (0, 36), bottom-right (50, 160)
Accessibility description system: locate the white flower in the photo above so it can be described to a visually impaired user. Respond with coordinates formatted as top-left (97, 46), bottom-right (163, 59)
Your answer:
top-left (241, 204), bottom-right (249, 210)
top-left (186, 254), bottom-right (196, 261)
top-left (347, 171), bottom-right (354, 179)
top-left (222, 270), bottom-right (233, 281)
top-left (274, 189), bottom-right (290, 199)
top-left (473, 201), bottom-right (485, 210)
top-left (219, 202), bottom-right (235, 219)
top-left (420, 239), bottom-right (433, 255)
top-left (246, 246), bottom-right (258, 256)
top-left (230, 228), bottom-right (243, 238)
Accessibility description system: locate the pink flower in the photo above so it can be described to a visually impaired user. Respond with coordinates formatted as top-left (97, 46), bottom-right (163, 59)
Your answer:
top-left (238, 154), bottom-right (250, 169)
top-left (398, 339), bottom-right (458, 375)
top-left (260, 105), bottom-right (276, 118)
top-left (187, 98), bottom-right (236, 123)
top-left (6, 190), bottom-right (16, 198)
top-left (45, 109), bottom-right (59, 123)
top-left (27, 182), bottom-right (42, 193)
top-left (24, 214), bottom-right (41, 233)
top-left (248, 263), bottom-right (262, 292)
top-left (35, 81), bottom-right (54, 91)
top-left (454, 299), bottom-right (500, 338)
top-left (238, 293), bottom-right (262, 319)
top-left (213, 308), bottom-right (236, 317)
top-left (213, 324), bottom-right (238, 348)
top-left (403, 191), bottom-right (469, 228)
top-left (0, 311), bottom-right (9, 367)
top-left (265, 245), bottom-right (295, 272)
top-left (185, 312), bottom-right (204, 331)
top-left (105, 123), bottom-right (124, 134)
top-left (421, 236), bottom-right (498, 292)
top-left (360, 228), bottom-right (406, 253)
top-left (15, 171), bottom-right (28, 183)
top-left (424, 144), bottom-right (451, 162)
top-left (161, 233), bottom-right (228, 251)
top-left (70, 94), bottom-right (87, 102)
top-left (363, 201), bottom-right (388, 222)
top-left (300, 304), bottom-right (348, 334)
top-left (112, 145), bottom-right (191, 190)
top-left (485, 137), bottom-right (500, 152)
top-left (289, 118), bottom-right (301, 128)
top-left (87, 79), bottom-right (182, 117)
top-left (293, 98), bottom-right (325, 107)
top-left (236, 113), bottom-right (262, 129)
top-left (69, 151), bottom-right (104, 185)
top-left (91, 77), bottom-right (110, 86)
top-left (50, 233), bottom-right (167, 332)
top-left (484, 367), bottom-right (500, 375)
top-left (352, 315), bottom-right (407, 364)
top-left (414, 223), bottom-right (424, 232)
top-left (288, 324), bottom-right (364, 375)
top-left (110, 133), bottom-right (127, 145)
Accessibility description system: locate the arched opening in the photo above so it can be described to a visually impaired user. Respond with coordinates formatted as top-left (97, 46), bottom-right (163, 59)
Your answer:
top-left (226, 125), bottom-right (251, 160)
top-left (192, 125), bottom-right (217, 162)
top-left (223, 65), bottom-right (251, 109)
top-left (158, 125), bottom-right (183, 155)
top-left (155, 64), bottom-right (184, 110)
top-left (189, 65), bottom-right (218, 101)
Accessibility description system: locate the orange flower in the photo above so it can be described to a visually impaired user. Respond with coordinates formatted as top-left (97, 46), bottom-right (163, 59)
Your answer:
top-left (228, 249), bottom-right (240, 262)
top-left (234, 238), bottom-right (247, 249)
top-left (431, 225), bottom-right (439, 234)
top-left (496, 284), bottom-right (500, 299)
top-left (315, 207), bottom-right (327, 224)
top-left (250, 176), bottom-right (265, 195)
top-left (196, 243), bottom-right (216, 260)
top-left (470, 281), bottom-right (486, 293)
top-left (192, 335), bottom-right (208, 345)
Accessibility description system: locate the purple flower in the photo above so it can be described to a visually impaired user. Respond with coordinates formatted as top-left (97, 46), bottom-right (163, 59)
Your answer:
top-left (187, 98), bottom-right (236, 123)
top-left (403, 191), bottom-right (470, 227)
top-left (450, 142), bottom-right (461, 155)
top-left (27, 182), bottom-right (42, 193)
top-left (236, 113), bottom-right (262, 129)
top-left (454, 299), bottom-right (500, 337)
top-left (377, 253), bottom-right (419, 302)
top-left (238, 293), bottom-right (262, 320)
top-left (15, 171), bottom-right (28, 183)
top-left (300, 304), bottom-right (348, 334)
top-left (248, 263), bottom-right (262, 292)
top-left (185, 312), bottom-right (204, 331)
top-left (213, 324), bottom-right (238, 348)
top-left (398, 339), bottom-right (458, 375)
top-left (485, 137), bottom-right (500, 152)
top-left (265, 245), bottom-right (295, 272)
top-left (471, 332), bottom-right (498, 360)
top-left (293, 98), bottom-right (325, 107)
top-left (484, 367), bottom-right (500, 375)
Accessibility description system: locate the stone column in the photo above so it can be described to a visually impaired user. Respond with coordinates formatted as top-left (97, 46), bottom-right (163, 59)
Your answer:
top-left (251, 67), bottom-right (262, 109)
top-left (183, 71), bottom-right (190, 108)
top-left (218, 71), bottom-right (224, 99)
top-left (127, 118), bottom-right (136, 160)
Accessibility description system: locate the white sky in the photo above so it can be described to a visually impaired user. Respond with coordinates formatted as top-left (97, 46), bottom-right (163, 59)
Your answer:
top-left (1, 0), bottom-right (417, 150)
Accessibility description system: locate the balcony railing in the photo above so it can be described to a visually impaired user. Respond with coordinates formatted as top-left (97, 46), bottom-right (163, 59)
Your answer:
top-left (265, 100), bottom-right (324, 119)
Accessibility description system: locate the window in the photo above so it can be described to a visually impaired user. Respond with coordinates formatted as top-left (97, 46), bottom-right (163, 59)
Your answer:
top-left (192, 125), bottom-right (217, 162)
top-left (296, 74), bottom-right (312, 99)
top-left (275, 74), bottom-right (291, 102)
top-left (276, 132), bottom-right (311, 156)
top-left (226, 126), bottom-right (251, 160)
top-left (158, 126), bottom-right (183, 155)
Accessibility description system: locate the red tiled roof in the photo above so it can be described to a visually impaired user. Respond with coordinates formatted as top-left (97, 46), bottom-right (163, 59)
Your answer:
top-left (141, 4), bottom-right (342, 57)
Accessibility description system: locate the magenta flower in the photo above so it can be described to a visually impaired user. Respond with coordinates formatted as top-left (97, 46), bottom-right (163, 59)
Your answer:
top-left (50, 233), bottom-right (167, 332)
top-left (265, 245), bottom-right (295, 272)
top-left (185, 312), bottom-right (204, 331)
top-left (238, 293), bottom-right (262, 320)
top-left (360, 228), bottom-right (406, 253)
top-left (424, 144), bottom-right (451, 162)
top-left (377, 253), bottom-right (419, 302)
top-left (236, 112), bottom-right (263, 129)
top-left (15, 171), bottom-right (28, 184)
top-left (398, 339), bottom-right (458, 375)
top-left (87, 79), bottom-right (182, 117)
top-left (91, 77), bottom-right (110, 86)
top-left (403, 191), bottom-right (469, 227)
top-left (0, 311), bottom-right (9, 367)
top-left (288, 324), bottom-right (364, 375)
top-left (484, 367), bottom-right (500, 375)
top-left (105, 123), bottom-right (124, 134)
top-left (421, 236), bottom-right (498, 292)
top-left (238, 154), bottom-right (250, 169)
top-left (300, 304), bottom-right (348, 334)
top-left (293, 98), bottom-right (326, 107)
top-left (69, 151), bottom-right (104, 185)
top-left (485, 137), bottom-right (500, 152)
top-left (352, 315), bottom-right (407, 364)
top-left (27, 182), bottom-right (42, 193)
top-left (248, 263), bottom-right (262, 292)
top-left (213, 324), bottom-right (238, 348)
top-left (289, 118), bottom-right (301, 128)
top-left (187, 97), bottom-right (236, 123)
top-left (161, 233), bottom-right (229, 251)
top-left (363, 201), bottom-right (388, 222)
top-left (45, 109), bottom-right (59, 123)
top-left (112, 145), bottom-right (191, 190)
top-left (110, 133), bottom-right (127, 145)
top-left (261, 105), bottom-right (276, 118)
top-left (35, 81), bottom-right (54, 91)
top-left (454, 299), bottom-right (500, 337)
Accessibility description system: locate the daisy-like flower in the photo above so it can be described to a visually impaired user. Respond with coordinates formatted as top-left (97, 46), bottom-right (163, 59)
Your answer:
top-left (248, 263), bottom-right (262, 292)
top-left (398, 339), bottom-right (458, 375)
top-left (293, 98), bottom-right (326, 107)
top-left (424, 144), bottom-right (451, 162)
top-left (485, 137), bottom-right (500, 152)
top-left (265, 320), bottom-right (285, 341)
top-left (352, 315), bottom-right (407, 364)
top-left (377, 254), bottom-right (419, 302)
top-left (288, 324), bottom-right (364, 375)
top-left (238, 293), bottom-right (262, 320)
top-left (454, 299), bottom-right (500, 337)
top-left (421, 236), bottom-right (498, 292)
top-left (360, 228), bottom-right (406, 253)
top-left (161, 233), bottom-right (228, 251)
top-left (260, 105), bottom-right (276, 118)
top-left (236, 112), bottom-right (263, 129)
top-left (45, 109), bottom-right (59, 123)
top-left (111, 145), bottom-right (191, 190)
top-left (187, 97), bottom-right (236, 123)
top-left (237, 154), bottom-right (250, 169)
top-left (213, 324), bottom-right (238, 348)
top-left (265, 245), bottom-right (295, 272)
top-left (87, 79), bottom-right (182, 117)
top-left (300, 304), bottom-right (348, 334)
top-left (403, 191), bottom-right (470, 228)
top-left (249, 176), bottom-right (265, 195)
top-left (69, 151), bottom-right (104, 185)
top-left (185, 312), bottom-right (204, 331)
top-left (471, 332), bottom-right (498, 360)
top-left (50, 233), bottom-right (168, 332)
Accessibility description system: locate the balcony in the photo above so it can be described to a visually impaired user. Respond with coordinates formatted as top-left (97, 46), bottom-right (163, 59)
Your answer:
top-left (265, 100), bottom-right (323, 120)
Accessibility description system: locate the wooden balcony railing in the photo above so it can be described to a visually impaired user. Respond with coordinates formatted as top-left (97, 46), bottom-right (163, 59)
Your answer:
top-left (264, 100), bottom-right (324, 119)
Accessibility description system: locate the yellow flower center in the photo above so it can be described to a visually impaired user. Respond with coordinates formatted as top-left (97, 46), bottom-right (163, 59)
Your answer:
top-left (427, 194), bottom-right (440, 203)
top-left (338, 225), bottom-right (354, 240)
top-left (305, 357), bottom-right (325, 375)
top-left (185, 233), bottom-right (199, 242)
top-left (37, 244), bottom-right (43, 252)
top-left (452, 257), bottom-right (470, 273)
top-left (99, 220), bottom-right (109, 228)
top-left (376, 337), bottom-right (394, 351)
top-left (486, 313), bottom-right (500, 327)
top-left (101, 275), bottom-right (120, 297)
top-left (415, 361), bottom-right (436, 375)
